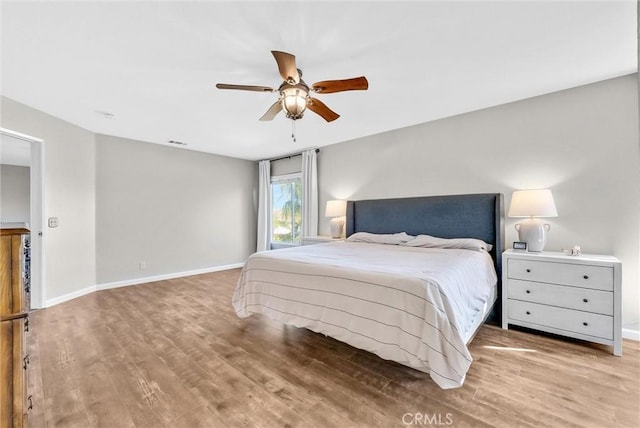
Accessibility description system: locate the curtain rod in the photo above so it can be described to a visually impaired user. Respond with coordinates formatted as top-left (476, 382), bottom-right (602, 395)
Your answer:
top-left (265, 148), bottom-right (320, 163)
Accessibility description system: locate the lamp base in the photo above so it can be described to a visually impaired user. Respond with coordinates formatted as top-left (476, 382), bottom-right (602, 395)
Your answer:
top-left (330, 217), bottom-right (345, 238)
top-left (515, 218), bottom-right (551, 252)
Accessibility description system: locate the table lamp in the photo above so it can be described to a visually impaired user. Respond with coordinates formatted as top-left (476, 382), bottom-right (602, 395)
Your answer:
top-left (508, 189), bottom-right (558, 252)
top-left (325, 200), bottom-right (347, 238)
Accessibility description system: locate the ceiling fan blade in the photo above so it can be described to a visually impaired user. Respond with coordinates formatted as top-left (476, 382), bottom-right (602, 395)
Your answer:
top-left (259, 101), bottom-right (283, 121)
top-left (216, 83), bottom-right (274, 92)
top-left (311, 76), bottom-right (369, 94)
top-left (271, 51), bottom-right (300, 84)
top-left (307, 98), bottom-right (340, 122)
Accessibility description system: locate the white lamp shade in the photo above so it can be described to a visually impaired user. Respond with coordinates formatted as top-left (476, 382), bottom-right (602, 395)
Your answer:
top-left (508, 189), bottom-right (558, 218)
top-left (325, 200), bottom-right (347, 218)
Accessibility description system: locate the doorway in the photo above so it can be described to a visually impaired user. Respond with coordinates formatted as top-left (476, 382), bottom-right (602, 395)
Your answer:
top-left (0, 128), bottom-right (45, 308)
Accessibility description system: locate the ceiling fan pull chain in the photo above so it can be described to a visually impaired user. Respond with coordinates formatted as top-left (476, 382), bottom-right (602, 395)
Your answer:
top-left (291, 119), bottom-right (296, 142)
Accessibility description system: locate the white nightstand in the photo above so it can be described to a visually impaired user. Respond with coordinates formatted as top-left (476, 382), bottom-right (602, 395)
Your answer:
top-left (502, 249), bottom-right (622, 356)
top-left (301, 236), bottom-right (344, 245)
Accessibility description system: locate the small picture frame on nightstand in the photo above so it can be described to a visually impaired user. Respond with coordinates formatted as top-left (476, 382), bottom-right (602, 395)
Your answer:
top-left (513, 241), bottom-right (527, 251)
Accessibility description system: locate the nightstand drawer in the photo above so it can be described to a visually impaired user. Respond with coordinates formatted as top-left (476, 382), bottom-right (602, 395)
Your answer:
top-left (508, 259), bottom-right (613, 291)
top-left (508, 300), bottom-right (613, 340)
top-left (508, 280), bottom-right (613, 315)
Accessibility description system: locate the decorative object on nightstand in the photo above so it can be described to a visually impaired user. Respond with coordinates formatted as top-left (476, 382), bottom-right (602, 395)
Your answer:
top-left (501, 249), bottom-right (622, 356)
top-left (513, 241), bottom-right (527, 251)
top-left (508, 189), bottom-right (558, 252)
top-left (567, 244), bottom-right (581, 256)
top-left (325, 200), bottom-right (347, 238)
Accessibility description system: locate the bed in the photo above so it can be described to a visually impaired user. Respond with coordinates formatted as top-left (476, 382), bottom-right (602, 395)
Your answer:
top-left (232, 193), bottom-right (504, 389)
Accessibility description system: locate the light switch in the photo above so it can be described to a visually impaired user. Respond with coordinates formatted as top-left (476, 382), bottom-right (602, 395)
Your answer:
top-left (48, 217), bottom-right (59, 228)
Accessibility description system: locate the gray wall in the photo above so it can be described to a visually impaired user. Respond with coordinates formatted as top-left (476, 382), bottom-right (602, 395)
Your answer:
top-left (318, 75), bottom-right (640, 331)
top-left (0, 164), bottom-right (30, 223)
top-left (96, 134), bottom-right (257, 284)
top-left (1, 96), bottom-right (97, 302)
top-left (1, 96), bottom-right (257, 304)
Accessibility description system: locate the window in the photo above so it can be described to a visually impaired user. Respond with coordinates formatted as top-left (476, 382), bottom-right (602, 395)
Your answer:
top-left (271, 173), bottom-right (302, 246)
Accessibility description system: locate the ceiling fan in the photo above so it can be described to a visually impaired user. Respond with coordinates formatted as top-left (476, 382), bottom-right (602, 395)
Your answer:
top-left (216, 51), bottom-right (368, 123)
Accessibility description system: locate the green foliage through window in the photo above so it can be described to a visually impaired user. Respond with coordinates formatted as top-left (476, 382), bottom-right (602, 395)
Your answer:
top-left (271, 175), bottom-right (302, 244)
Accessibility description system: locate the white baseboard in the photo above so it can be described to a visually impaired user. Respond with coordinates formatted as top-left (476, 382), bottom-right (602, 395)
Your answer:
top-left (43, 263), bottom-right (244, 307)
top-left (622, 328), bottom-right (640, 341)
top-left (45, 285), bottom-right (97, 307)
top-left (96, 263), bottom-right (244, 291)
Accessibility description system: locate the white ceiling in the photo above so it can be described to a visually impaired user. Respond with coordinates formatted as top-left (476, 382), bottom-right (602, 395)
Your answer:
top-left (1, 1), bottom-right (636, 161)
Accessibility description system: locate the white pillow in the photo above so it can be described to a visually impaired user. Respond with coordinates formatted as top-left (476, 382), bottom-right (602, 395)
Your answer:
top-left (400, 234), bottom-right (493, 252)
top-left (346, 232), bottom-right (414, 245)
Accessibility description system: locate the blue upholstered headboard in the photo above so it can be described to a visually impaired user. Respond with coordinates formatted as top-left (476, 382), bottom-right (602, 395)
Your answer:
top-left (345, 193), bottom-right (505, 322)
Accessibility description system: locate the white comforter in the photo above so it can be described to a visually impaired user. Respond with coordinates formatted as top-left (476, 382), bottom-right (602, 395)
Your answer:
top-left (232, 241), bottom-right (497, 389)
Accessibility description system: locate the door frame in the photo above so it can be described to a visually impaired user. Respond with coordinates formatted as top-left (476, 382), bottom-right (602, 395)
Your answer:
top-left (1, 127), bottom-right (45, 308)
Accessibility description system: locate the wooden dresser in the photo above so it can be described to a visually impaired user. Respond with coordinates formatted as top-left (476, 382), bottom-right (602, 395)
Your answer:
top-left (1, 225), bottom-right (31, 428)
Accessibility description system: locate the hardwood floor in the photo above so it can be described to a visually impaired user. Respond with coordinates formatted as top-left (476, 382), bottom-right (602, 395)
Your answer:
top-left (26, 269), bottom-right (639, 427)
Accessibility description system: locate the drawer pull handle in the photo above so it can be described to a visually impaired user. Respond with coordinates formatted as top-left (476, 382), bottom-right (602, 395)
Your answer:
top-left (526, 269), bottom-right (531, 273)
top-left (23, 354), bottom-right (30, 370)
top-left (526, 290), bottom-right (531, 294)
top-left (583, 275), bottom-right (589, 280)
top-left (583, 298), bottom-right (589, 303)
top-left (526, 311), bottom-right (531, 315)
top-left (583, 322), bottom-right (589, 326)
top-left (27, 395), bottom-right (33, 411)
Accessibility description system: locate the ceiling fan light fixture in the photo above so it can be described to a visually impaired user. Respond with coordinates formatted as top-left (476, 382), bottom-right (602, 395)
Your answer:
top-left (281, 86), bottom-right (308, 120)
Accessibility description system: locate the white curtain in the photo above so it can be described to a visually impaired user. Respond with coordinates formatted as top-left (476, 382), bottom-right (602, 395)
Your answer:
top-left (301, 149), bottom-right (318, 237)
top-left (256, 160), bottom-right (271, 251)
